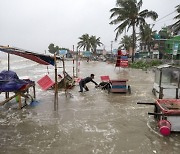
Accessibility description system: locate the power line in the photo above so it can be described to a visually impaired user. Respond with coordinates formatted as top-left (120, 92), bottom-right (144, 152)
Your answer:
top-left (154, 18), bottom-right (174, 24)
top-left (149, 10), bottom-right (177, 29)
top-left (153, 10), bottom-right (176, 24)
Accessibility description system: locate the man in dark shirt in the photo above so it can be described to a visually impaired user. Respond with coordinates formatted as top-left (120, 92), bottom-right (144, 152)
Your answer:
top-left (79, 74), bottom-right (98, 92)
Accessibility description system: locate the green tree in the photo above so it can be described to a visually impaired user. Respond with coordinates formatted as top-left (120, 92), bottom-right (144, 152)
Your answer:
top-left (172, 5), bottom-right (180, 34)
top-left (77, 34), bottom-right (103, 54)
top-left (77, 34), bottom-right (91, 51)
top-left (48, 43), bottom-right (60, 54)
top-left (119, 35), bottom-right (133, 51)
top-left (139, 23), bottom-right (156, 54)
top-left (90, 35), bottom-right (103, 54)
top-left (109, 0), bottom-right (158, 62)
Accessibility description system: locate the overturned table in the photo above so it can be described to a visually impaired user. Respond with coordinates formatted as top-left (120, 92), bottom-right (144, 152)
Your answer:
top-left (0, 80), bottom-right (36, 109)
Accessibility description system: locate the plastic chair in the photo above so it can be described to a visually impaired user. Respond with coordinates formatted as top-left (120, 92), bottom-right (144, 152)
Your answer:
top-left (100, 76), bottom-right (110, 82)
top-left (37, 75), bottom-right (55, 90)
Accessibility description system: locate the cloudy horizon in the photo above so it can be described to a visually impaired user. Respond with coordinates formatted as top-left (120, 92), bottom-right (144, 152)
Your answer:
top-left (0, 0), bottom-right (179, 53)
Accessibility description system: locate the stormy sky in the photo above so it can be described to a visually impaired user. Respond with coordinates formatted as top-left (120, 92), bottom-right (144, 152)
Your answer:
top-left (0, 0), bottom-right (179, 53)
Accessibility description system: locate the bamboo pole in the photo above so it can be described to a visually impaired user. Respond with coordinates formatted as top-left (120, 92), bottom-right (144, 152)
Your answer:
top-left (8, 53), bottom-right (10, 71)
top-left (6, 45), bottom-right (10, 99)
top-left (33, 85), bottom-right (36, 99)
top-left (62, 56), bottom-right (67, 97)
top-left (18, 94), bottom-right (22, 109)
top-left (73, 58), bottom-right (75, 77)
top-left (0, 93), bottom-right (18, 106)
top-left (76, 47), bottom-right (78, 77)
top-left (54, 53), bottom-right (58, 110)
top-left (73, 45), bottom-right (75, 77)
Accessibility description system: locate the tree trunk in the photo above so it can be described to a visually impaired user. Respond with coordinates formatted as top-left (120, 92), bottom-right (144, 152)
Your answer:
top-left (94, 47), bottom-right (97, 55)
top-left (148, 42), bottom-right (151, 58)
top-left (132, 24), bottom-right (136, 63)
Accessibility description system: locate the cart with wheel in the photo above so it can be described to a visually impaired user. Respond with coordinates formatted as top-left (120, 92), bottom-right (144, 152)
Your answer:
top-left (100, 76), bottom-right (131, 94)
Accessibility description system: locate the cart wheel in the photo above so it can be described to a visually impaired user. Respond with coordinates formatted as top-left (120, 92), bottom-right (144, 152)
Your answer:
top-left (107, 87), bottom-right (111, 94)
top-left (24, 94), bottom-right (33, 105)
top-left (128, 85), bottom-right (131, 94)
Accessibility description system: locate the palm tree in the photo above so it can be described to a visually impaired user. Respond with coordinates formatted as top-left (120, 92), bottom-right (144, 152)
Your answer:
top-left (139, 23), bottom-right (156, 55)
top-left (77, 34), bottom-right (103, 54)
top-left (119, 35), bottom-right (133, 51)
top-left (109, 0), bottom-right (158, 62)
top-left (90, 35), bottom-right (103, 54)
top-left (77, 34), bottom-right (91, 51)
top-left (172, 5), bottom-right (180, 34)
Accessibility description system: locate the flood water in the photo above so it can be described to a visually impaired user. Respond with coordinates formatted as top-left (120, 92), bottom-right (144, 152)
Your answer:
top-left (1, 54), bottom-right (180, 154)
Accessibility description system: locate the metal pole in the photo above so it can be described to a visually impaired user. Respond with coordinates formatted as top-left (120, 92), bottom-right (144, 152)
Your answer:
top-left (172, 40), bottom-right (174, 63)
top-left (111, 41), bottom-right (113, 54)
top-left (176, 71), bottom-right (180, 99)
top-left (159, 69), bottom-right (163, 99)
top-left (73, 45), bottom-right (74, 52)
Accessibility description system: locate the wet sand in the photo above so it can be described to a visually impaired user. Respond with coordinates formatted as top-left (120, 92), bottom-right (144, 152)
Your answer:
top-left (0, 58), bottom-right (180, 154)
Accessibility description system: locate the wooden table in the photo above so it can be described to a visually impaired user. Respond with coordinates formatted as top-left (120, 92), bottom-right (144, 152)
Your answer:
top-left (0, 82), bottom-right (36, 109)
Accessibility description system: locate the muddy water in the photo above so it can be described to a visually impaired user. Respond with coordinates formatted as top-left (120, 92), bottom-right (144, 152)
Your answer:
top-left (0, 56), bottom-right (180, 154)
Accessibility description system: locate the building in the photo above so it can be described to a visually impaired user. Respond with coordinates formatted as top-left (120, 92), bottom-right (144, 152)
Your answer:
top-left (165, 35), bottom-right (180, 59)
top-left (138, 35), bottom-right (180, 60)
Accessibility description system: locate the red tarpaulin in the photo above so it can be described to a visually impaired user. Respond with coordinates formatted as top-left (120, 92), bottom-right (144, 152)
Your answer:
top-left (0, 45), bottom-right (61, 65)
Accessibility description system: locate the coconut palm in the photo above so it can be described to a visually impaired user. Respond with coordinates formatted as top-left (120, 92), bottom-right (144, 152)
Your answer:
top-left (119, 35), bottom-right (133, 51)
top-left (77, 34), bottom-right (91, 51)
top-left (90, 35), bottom-right (103, 54)
top-left (109, 0), bottom-right (158, 62)
top-left (77, 34), bottom-right (103, 54)
top-left (172, 5), bottom-right (180, 34)
top-left (139, 23), bottom-right (156, 54)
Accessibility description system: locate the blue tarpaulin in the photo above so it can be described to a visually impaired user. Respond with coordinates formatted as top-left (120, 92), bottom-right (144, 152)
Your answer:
top-left (0, 70), bottom-right (32, 92)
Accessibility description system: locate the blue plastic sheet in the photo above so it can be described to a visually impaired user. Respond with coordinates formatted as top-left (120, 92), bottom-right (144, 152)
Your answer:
top-left (0, 70), bottom-right (29, 92)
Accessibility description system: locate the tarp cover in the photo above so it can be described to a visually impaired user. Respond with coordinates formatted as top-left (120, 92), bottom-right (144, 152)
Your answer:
top-left (0, 70), bottom-right (31, 92)
top-left (0, 46), bottom-right (61, 65)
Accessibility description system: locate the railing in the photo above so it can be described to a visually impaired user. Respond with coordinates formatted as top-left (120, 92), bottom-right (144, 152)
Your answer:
top-left (159, 87), bottom-right (179, 99)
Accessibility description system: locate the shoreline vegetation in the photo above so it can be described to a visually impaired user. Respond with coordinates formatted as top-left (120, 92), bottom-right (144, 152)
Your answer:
top-left (130, 59), bottom-right (180, 69)
top-left (64, 57), bottom-right (179, 70)
top-left (129, 59), bottom-right (163, 69)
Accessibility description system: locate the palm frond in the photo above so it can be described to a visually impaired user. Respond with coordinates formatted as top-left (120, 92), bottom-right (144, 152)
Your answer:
top-left (137, 0), bottom-right (143, 11)
top-left (146, 11), bottom-right (158, 20)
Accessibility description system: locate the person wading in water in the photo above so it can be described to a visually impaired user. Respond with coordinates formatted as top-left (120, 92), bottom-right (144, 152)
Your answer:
top-left (79, 74), bottom-right (98, 92)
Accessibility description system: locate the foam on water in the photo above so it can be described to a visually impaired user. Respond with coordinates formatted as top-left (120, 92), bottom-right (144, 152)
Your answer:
top-left (1, 60), bottom-right (180, 154)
